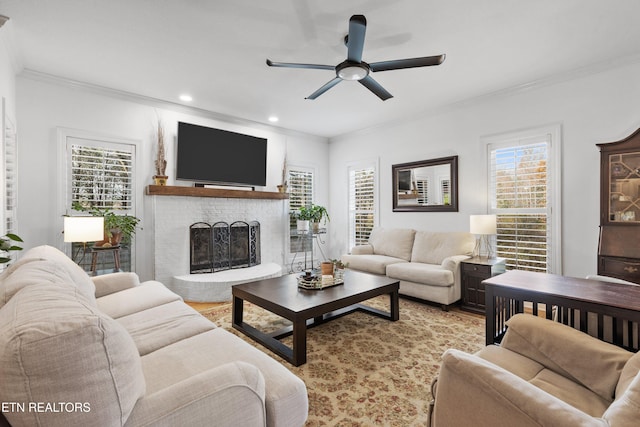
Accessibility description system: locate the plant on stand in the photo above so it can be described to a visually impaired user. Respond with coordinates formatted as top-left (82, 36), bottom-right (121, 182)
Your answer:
top-left (291, 205), bottom-right (314, 232)
top-left (153, 119), bottom-right (168, 186)
top-left (0, 233), bottom-right (23, 265)
top-left (309, 204), bottom-right (330, 234)
top-left (72, 202), bottom-right (140, 247)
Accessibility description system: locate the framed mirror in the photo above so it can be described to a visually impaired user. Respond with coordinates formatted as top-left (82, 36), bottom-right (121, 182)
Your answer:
top-left (392, 155), bottom-right (458, 212)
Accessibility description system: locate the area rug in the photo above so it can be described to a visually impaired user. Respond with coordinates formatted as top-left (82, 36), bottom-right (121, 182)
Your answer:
top-left (200, 296), bottom-right (485, 426)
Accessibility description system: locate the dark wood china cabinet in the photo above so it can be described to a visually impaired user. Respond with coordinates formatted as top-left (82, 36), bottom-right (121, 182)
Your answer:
top-left (597, 128), bottom-right (640, 284)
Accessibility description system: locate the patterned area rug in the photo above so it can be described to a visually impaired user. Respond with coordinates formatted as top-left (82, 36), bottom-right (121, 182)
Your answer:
top-left (200, 296), bottom-right (484, 426)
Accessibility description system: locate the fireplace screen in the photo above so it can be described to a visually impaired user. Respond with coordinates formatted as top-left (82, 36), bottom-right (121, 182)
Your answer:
top-left (190, 221), bottom-right (260, 273)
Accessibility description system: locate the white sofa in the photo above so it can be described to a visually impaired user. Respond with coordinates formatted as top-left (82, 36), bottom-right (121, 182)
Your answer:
top-left (341, 227), bottom-right (474, 309)
top-left (0, 245), bottom-right (308, 427)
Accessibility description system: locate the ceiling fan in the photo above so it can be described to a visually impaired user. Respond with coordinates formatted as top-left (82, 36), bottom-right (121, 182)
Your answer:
top-left (266, 14), bottom-right (445, 101)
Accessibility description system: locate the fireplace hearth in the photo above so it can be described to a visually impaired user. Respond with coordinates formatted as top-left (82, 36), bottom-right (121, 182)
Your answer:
top-left (190, 221), bottom-right (260, 273)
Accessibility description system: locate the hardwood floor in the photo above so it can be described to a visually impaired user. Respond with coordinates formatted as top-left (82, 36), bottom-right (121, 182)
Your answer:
top-left (185, 301), bottom-right (228, 312)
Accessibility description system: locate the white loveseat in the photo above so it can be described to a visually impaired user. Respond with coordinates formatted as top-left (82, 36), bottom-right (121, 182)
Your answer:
top-left (341, 227), bottom-right (474, 309)
top-left (0, 245), bottom-right (308, 427)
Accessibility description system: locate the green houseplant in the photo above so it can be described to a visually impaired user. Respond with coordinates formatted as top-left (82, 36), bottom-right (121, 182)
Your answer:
top-left (309, 204), bottom-right (330, 233)
top-left (291, 206), bottom-right (314, 232)
top-left (291, 205), bottom-right (330, 233)
top-left (72, 201), bottom-right (140, 246)
top-left (0, 233), bottom-right (23, 264)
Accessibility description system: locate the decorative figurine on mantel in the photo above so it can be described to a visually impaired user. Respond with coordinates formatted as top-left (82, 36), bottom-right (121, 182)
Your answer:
top-left (153, 119), bottom-right (168, 186)
top-left (277, 154), bottom-right (288, 193)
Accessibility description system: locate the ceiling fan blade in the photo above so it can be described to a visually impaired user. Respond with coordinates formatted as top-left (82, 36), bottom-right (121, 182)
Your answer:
top-left (306, 77), bottom-right (342, 100)
top-left (369, 54), bottom-right (445, 72)
top-left (266, 59), bottom-right (334, 71)
top-left (347, 15), bottom-right (367, 62)
top-left (359, 75), bottom-right (393, 101)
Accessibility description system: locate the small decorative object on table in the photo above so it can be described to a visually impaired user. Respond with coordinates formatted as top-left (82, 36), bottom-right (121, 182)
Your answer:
top-left (297, 271), bottom-right (343, 290)
top-left (331, 259), bottom-right (349, 281)
top-left (320, 261), bottom-right (334, 276)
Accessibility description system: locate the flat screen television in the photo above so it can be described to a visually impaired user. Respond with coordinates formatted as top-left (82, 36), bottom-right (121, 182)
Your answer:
top-left (176, 122), bottom-right (268, 187)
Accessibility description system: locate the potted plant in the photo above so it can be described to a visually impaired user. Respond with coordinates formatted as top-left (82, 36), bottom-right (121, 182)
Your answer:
top-left (72, 202), bottom-right (140, 246)
top-left (309, 204), bottom-right (330, 233)
top-left (0, 233), bottom-right (23, 265)
top-left (291, 205), bottom-right (314, 232)
top-left (153, 119), bottom-right (168, 186)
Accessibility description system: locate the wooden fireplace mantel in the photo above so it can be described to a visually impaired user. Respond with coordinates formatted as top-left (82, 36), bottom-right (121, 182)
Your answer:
top-left (145, 185), bottom-right (289, 200)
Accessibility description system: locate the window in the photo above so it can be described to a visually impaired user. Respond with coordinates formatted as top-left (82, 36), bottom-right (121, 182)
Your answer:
top-left (416, 179), bottom-right (429, 205)
top-left (2, 102), bottom-right (17, 235)
top-left (61, 133), bottom-right (137, 272)
top-left (288, 167), bottom-right (314, 253)
top-left (486, 125), bottom-right (561, 273)
top-left (70, 144), bottom-right (133, 210)
top-left (348, 162), bottom-right (377, 249)
top-left (440, 178), bottom-right (450, 205)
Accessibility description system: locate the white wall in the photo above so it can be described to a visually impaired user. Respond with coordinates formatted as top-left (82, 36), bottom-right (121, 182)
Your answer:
top-left (328, 60), bottom-right (640, 279)
top-left (16, 76), bottom-right (329, 281)
top-left (15, 56), bottom-right (640, 282)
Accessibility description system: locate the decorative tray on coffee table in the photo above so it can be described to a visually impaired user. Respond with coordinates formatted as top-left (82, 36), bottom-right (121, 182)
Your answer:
top-left (297, 274), bottom-right (344, 290)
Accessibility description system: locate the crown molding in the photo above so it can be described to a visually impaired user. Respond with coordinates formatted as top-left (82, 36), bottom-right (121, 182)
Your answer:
top-left (331, 52), bottom-right (640, 142)
top-left (19, 68), bottom-right (327, 142)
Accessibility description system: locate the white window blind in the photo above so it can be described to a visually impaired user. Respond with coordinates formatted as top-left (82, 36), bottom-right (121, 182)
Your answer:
top-left (3, 114), bottom-right (17, 234)
top-left (288, 168), bottom-right (314, 252)
top-left (441, 179), bottom-right (451, 205)
top-left (288, 169), bottom-right (313, 212)
top-left (416, 179), bottom-right (429, 205)
top-left (489, 138), bottom-right (550, 272)
top-left (70, 144), bottom-right (134, 211)
top-left (349, 165), bottom-right (376, 248)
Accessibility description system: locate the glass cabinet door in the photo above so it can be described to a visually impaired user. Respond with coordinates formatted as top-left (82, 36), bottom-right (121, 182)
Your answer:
top-left (608, 151), bottom-right (640, 223)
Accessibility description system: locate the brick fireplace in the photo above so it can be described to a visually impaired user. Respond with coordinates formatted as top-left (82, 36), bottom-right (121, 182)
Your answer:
top-left (149, 187), bottom-right (288, 300)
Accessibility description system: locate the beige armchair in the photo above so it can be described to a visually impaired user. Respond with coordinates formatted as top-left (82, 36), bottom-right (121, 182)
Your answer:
top-left (429, 314), bottom-right (640, 426)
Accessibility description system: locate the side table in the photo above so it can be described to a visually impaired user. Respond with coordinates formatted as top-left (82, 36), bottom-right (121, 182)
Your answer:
top-left (90, 245), bottom-right (121, 276)
top-left (460, 257), bottom-right (506, 314)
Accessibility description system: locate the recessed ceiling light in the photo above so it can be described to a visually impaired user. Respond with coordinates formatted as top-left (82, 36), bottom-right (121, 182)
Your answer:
top-left (268, 116), bottom-right (279, 123)
top-left (179, 94), bottom-right (193, 102)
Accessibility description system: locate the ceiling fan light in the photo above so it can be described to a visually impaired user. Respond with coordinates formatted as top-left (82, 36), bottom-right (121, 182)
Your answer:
top-left (337, 65), bottom-right (368, 81)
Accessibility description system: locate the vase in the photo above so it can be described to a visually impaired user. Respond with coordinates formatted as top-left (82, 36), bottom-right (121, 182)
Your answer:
top-left (153, 175), bottom-right (168, 186)
top-left (296, 220), bottom-right (310, 232)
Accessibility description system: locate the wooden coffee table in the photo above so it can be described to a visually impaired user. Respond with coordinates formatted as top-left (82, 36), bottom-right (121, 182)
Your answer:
top-left (232, 270), bottom-right (400, 366)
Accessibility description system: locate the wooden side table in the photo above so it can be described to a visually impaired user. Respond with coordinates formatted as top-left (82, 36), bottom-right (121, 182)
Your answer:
top-left (460, 257), bottom-right (506, 314)
top-left (90, 245), bottom-right (121, 276)
top-left (483, 270), bottom-right (640, 350)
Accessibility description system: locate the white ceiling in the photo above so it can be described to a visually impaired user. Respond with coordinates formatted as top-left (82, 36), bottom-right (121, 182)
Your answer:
top-left (3, 0), bottom-right (640, 138)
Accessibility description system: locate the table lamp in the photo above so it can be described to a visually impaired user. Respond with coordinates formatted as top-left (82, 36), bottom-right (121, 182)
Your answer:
top-left (470, 214), bottom-right (497, 259)
top-left (64, 216), bottom-right (104, 267)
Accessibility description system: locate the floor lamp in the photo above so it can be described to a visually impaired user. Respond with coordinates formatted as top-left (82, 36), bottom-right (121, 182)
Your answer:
top-left (470, 214), bottom-right (497, 259)
top-left (64, 216), bottom-right (104, 269)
